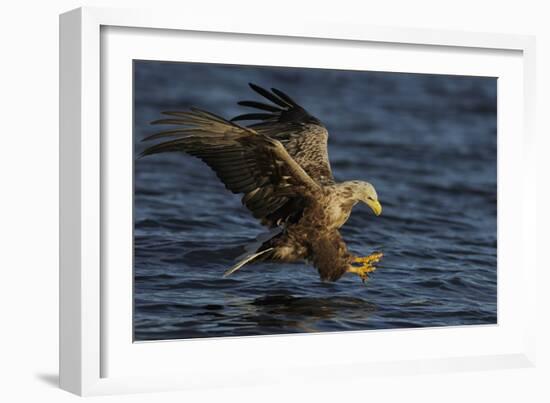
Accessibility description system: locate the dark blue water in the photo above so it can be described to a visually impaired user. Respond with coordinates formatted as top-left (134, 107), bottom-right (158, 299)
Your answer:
top-left (133, 61), bottom-right (497, 341)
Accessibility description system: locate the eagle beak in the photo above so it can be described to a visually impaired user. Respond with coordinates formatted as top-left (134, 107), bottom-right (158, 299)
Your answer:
top-left (366, 199), bottom-right (382, 216)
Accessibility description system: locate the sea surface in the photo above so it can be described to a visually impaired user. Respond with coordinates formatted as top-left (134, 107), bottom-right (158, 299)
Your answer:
top-left (133, 61), bottom-right (497, 341)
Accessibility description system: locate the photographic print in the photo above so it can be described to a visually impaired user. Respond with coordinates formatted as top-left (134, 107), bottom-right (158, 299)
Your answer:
top-left (134, 61), bottom-right (497, 341)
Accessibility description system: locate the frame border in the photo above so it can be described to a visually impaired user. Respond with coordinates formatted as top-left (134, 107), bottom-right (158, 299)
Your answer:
top-left (59, 6), bottom-right (537, 396)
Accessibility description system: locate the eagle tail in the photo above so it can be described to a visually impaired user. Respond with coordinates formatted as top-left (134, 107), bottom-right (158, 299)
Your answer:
top-left (223, 248), bottom-right (274, 278)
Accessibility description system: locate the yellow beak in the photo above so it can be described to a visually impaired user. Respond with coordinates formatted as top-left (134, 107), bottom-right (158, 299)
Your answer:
top-left (366, 199), bottom-right (382, 216)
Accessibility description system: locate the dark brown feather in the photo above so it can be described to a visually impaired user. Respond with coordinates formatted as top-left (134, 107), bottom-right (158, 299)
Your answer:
top-left (231, 83), bottom-right (335, 187)
top-left (310, 231), bottom-right (351, 282)
top-left (249, 83), bottom-right (291, 108)
top-left (141, 109), bottom-right (310, 226)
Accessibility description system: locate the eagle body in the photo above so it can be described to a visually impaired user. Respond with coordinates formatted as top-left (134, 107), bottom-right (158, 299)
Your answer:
top-left (141, 84), bottom-right (383, 282)
top-left (253, 182), bottom-right (372, 281)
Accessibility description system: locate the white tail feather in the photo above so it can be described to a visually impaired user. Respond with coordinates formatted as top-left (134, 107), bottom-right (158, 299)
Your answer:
top-left (223, 248), bottom-right (274, 277)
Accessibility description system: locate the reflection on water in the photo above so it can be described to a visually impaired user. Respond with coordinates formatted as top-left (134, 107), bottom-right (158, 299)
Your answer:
top-left (247, 293), bottom-right (377, 334)
top-left (133, 61), bottom-right (497, 341)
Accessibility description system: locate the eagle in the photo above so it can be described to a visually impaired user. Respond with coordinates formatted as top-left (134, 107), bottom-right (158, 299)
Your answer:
top-left (141, 83), bottom-right (383, 282)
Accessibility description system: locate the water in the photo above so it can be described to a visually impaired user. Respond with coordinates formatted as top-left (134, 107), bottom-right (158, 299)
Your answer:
top-left (133, 61), bottom-right (497, 341)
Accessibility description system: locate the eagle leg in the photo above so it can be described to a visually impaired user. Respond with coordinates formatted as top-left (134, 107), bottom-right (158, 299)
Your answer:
top-left (348, 252), bottom-right (383, 283)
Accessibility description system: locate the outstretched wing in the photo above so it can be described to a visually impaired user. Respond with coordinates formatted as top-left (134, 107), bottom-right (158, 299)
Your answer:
top-left (232, 83), bottom-right (335, 186)
top-left (140, 108), bottom-right (319, 226)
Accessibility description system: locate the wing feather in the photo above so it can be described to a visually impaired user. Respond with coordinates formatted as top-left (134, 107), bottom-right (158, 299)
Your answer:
top-left (231, 83), bottom-right (334, 186)
top-left (230, 83), bottom-right (335, 226)
top-left (141, 109), bottom-right (315, 225)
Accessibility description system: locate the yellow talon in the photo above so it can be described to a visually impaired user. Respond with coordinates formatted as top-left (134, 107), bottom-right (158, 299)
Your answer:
top-left (348, 252), bottom-right (383, 283)
top-left (348, 264), bottom-right (376, 283)
top-left (353, 252), bottom-right (383, 265)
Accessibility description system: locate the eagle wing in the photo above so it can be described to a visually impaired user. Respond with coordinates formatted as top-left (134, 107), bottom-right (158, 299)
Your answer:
top-left (231, 83), bottom-right (335, 186)
top-left (140, 108), bottom-right (319, 225)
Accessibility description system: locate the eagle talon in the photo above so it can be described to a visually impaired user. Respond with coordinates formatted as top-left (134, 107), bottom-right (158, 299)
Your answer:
top-left (348, 252), bottom-right (383, 283)
top-left (353, 252), bottom-right (383, 266)
top-left (347, 262), bottom-right (377, 282)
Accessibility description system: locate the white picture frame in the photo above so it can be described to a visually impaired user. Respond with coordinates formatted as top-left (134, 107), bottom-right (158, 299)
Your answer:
top-left (59, 6), bottom-right (537, 396)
